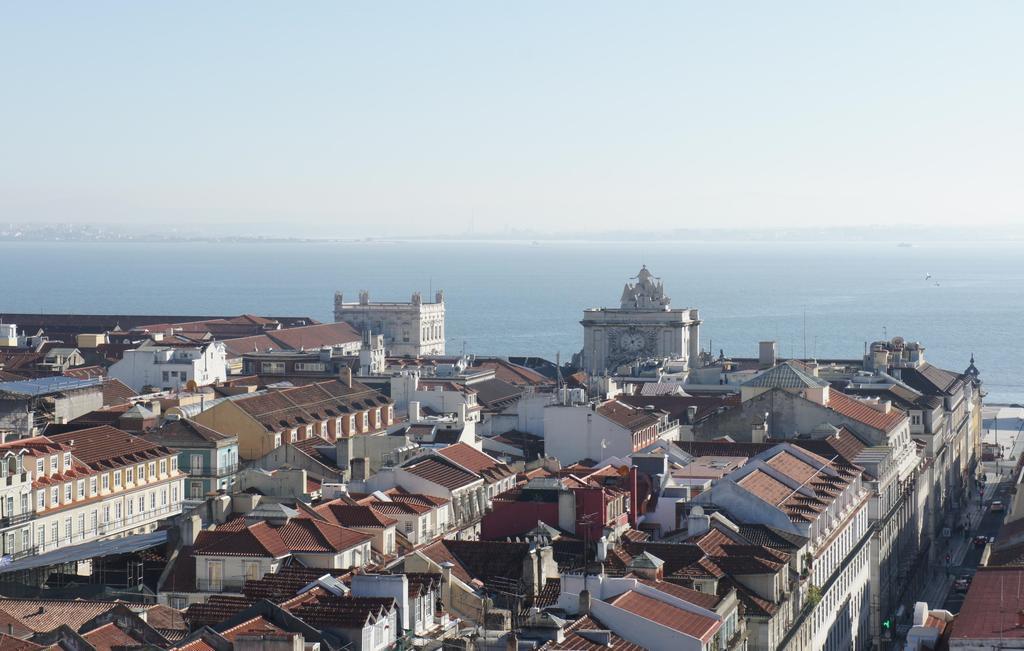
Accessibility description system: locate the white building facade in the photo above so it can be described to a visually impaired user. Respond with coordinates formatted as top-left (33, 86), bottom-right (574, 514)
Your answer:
top-left (0, 430), bottom-right (185, 560)
top-left (108, 342), bottom-right (227, 392)
top-left (334, 290), bottom-right (445, 357)
top-left (579, 266), bottom-right (701, 375)
top-left (692, 444), bottom-right (873, 651)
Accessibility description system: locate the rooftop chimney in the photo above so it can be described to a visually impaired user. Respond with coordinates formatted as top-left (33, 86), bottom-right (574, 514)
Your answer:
top-left (687, 505), bottom-right (711, 537)
top-left (578, 589), bottom-right (591, 616)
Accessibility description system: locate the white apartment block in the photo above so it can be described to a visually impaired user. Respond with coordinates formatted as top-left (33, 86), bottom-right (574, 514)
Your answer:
top-left (692, 443), bottom-right (873, 651)
top-left (108, 342), bottom-right (227, 392)
top-left (334, 290), bottom-right (445, 357)
top-left (0, 427), bottom-right (184, 559)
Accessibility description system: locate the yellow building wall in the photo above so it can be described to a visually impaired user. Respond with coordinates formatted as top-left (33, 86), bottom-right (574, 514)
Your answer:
top-left (193, 401), bottom-right (273, 460)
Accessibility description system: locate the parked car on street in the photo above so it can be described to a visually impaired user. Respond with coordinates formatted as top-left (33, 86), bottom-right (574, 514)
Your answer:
top-left (954, 576), bottom-right (972, 592)
top-left (992, 500), bottom-right (1006, 512)
top-left (973, 535), bottom-right (990, 548)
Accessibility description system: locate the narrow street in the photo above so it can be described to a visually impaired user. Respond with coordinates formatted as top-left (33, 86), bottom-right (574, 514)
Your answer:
top-left (936, 404), bottom-right (1022, 614)
top-left (941, 481), bottom-right (1009, 613)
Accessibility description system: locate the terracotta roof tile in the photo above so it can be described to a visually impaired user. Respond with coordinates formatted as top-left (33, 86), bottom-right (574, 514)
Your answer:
top-left (220, 615), bottom-right (284, 641)
top-left (81, 622), bottom-right (139, 650)
top-left (0, 599), bottom-right (122, 633)
top-left (436, 443), bottom-right (515, 483)
top-left (419, 540), bottom-right (531, 585)
top-left (608, 590), bottom-right (720, 642)
top-left (242, 567), bottom-right (353, 601)
top-left (826, 389), bottom-right (907, 432)
top-left (285, 595), bottom-right (395, 629)
top-left (596, 400), bottom-right (663, 432)
top-left (315, 502), bottom-right (398, 528)
top-left (193, 522), bottom-right (291, 558)
top-left (184, 596), bottom-right (254, 629)
top-left (952, 567), bottom-right (1024, 640)
top-left (541, 614), bottom-right (645, 650)
top-left (278, 518), bottom-right (373, 554)
top-left (49, 426), bottom-right (174, 467)
top-left (0, 634), bottom-right (43, 651)
top-left (100, 378), bottom-right (137, 406)
top-left (402, 457), bottom-right (481, 490)
top-left (635, 578), bottom-right (721, 610)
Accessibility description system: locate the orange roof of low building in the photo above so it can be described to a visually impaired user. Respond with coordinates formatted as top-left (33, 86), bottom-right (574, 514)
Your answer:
top-left (608, 590), bottom-right (720, 642)
top-left (827, 389), bottom-right (907, 432)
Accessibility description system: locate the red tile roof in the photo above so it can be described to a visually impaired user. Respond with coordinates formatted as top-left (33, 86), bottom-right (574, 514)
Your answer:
top-left (608, 590), bottom-right (720, 642)
top-left (362, 500), bottom-right (430, 516)
top-left (285, 595), bottom-right (395, 629)
top-left (472, 359), bottom-right (554, 387)
top-left (315, 502), bottom-right (398, 528)
top-left (222, 322), bottom-right (359, 357)
top-left (278, 518), bottom-right (373, 553)
top-left (49, 425), bottom-right (174, 468)
top-left (952, 567), bottom-right (1024, 640)
top-left (184, 596), bottom-right (255, 629)
top-left (436, 443), bottom-right (515, 482)
top-left (220, 616), bottom-right (285, 641)
top-left (419, 540), bottom-right (532, 586)
top-left (228, 380), bottom-right (388, 433)
top-left (194, 521), bottom-right (291, 558)
top-left (597, 401), bottom-right (663, 432)
top-left (827, 389), bottom-right (907, 432)
top-left (402, 457), bottom-right (481, 491)
top-left (736, 447), bottom-right (855, 523)
top-left (242, 567), bottom-right (352, 601)
top-left (81, 622), bottom-right (139, 651)
top-left (0, 634), bottom-right (42, 651)
top-left (174, 639), bottom-right (218, 651)
top-left (0, 599), bottom-right (123, 633)
top-left (635, 579), bottom-right (722, 610)
top-left (100, 378), bottom-right (137, 406)
top-left (540, 614), bottom-right (646, 650)
top-left (386, 487), bottom-right (450, 507)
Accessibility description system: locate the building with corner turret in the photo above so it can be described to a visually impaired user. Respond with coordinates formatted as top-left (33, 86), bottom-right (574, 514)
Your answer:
top-left (334, 290), bottom-right (445, 357)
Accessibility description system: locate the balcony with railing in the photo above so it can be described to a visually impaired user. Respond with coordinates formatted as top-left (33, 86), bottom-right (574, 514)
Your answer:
top-left (196, 576), bottom-right (247, 592)
top-left (0, 512), bottom-right (36, 528)
top-left (9, 502), bottom-right (183, 560)
top-left (183, 463), bottom-right (239, 479)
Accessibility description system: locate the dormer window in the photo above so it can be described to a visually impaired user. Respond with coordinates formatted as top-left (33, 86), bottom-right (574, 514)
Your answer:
top-left (50, 456), bottom-right (58, 473)
top-left (36, 459), bottom-right (43, 476)
top-left (62, 453), bottom-right (71, 470)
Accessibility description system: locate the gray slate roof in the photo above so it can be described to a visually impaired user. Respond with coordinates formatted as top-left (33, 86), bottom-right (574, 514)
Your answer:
top-left (742, 362), bottom-right (828, 389)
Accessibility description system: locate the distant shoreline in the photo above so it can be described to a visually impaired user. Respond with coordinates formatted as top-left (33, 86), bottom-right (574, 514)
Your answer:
top-left (1, 235), bottom-right (1022, 245)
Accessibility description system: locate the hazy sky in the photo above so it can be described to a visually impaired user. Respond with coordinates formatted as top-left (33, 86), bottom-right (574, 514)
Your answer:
top-left (2, 2), bottom-right (1023, 236)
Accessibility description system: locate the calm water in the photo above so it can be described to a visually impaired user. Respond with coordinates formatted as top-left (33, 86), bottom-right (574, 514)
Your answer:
top-left (2, 240), bottom-right (1021, 403)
